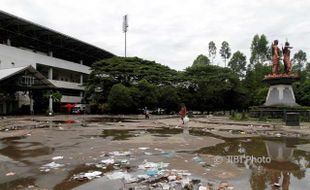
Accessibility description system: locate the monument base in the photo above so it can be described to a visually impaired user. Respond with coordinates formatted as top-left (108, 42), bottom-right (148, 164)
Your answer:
top-left (263, 74), bottom-right (299, 107)
top-left (264, 84), bottom-right (298, 106)
top-left (249, 74), bottom-right (310, 121)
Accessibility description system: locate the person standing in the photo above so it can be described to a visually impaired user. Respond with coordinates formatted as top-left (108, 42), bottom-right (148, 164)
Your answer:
top-left (272, 40), bottom-right (281, 75)
top-left (179, 103), bottom-right (187, 125)
top-left (144, 107), bottom-right (150, 119)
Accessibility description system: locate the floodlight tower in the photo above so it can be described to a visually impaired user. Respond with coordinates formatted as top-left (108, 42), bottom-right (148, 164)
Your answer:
top-left (123, 15), bottom-right (128, 57)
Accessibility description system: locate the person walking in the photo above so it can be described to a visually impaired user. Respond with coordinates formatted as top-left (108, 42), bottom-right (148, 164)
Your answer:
top-left (179, 103), bottom-right (187, 125)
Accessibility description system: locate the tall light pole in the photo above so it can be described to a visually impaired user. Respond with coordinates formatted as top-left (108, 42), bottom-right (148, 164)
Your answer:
top-left (123, 15), bottom-right (128, 57)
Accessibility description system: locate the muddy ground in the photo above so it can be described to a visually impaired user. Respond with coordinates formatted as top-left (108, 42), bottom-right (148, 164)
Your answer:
top-left (0, 115), bottom-right (309, 190)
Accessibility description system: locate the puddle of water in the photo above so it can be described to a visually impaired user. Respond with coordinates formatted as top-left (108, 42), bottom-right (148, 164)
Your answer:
top-left (1, 126), bottom-right (309, 190)
top-left (0, 177), bottom-right (35, 190)
top-left (194, 136), bottom-right (310, 190)
top-left (53, 164), bottom-right (115, 190)
top-left (51, 120), bottom-right (76, 124)
top-left (84, 117), bottom-right (135, 123)
top-left (0, 136), bottom-right (54, 162)
top-left (99, 127), bottom-right (184, 140)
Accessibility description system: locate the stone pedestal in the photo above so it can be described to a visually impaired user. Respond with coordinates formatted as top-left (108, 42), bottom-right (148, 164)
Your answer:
top-left (265, 84), bottom-right (297, 106)
top-left (263, 74), bottom-right (300, 107)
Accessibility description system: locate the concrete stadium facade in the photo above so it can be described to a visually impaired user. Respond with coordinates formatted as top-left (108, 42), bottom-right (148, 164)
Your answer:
top-left (0, 10), bottom-right (114, 114)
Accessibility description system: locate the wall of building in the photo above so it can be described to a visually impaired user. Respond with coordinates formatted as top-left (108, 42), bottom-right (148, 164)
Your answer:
top-left (0, 44), bottom-right (91, 74)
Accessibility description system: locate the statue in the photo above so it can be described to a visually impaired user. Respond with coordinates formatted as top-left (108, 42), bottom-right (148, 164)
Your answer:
top-left (282, 42), bottom-right (293, 74)
top-left (271, 40), bottom-right (280, 75)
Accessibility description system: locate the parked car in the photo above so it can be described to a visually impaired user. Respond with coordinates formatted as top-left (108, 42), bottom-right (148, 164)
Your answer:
top-left (71, 104), bottom-right (87, 114)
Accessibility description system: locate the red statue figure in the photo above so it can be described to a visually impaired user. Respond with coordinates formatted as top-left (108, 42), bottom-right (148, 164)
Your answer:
top-left (271, 40), bottom-right (280, 75)
top-left (282, 42), bottom-right (293, 74)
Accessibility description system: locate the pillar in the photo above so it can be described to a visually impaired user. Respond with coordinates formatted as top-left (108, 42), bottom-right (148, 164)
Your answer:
top-left (48, 51), bottom-right (53, 57)
top-left (80, 60), bottom-right (83, 65)
top-left (29, 93), bottom-right (34, 115)
top-left (48, 95), bottom-right (53, 114)
top-left (3, 103), bottom-right (7, 115)
top-left (48, 67), bottom-right (53, 80)
top-left (80, 74), bottom-right (83, 85)
top-left (7, 39), bottom-right (11, 46)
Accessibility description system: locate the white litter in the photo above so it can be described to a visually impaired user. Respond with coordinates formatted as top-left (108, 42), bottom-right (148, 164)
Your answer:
top-left (72, 171), bottom-right (102, 180)
top-left (168, 175), bottom-right (177, 181)
top-left (5, 172), bottom-right (15, 176)
top-left (84, 171), bottom-right (102, 179)
top-left (138, 161), bottom-right (169, 170)
top-left (106, 171), bottom-right (136, 182)
top-left (138, 147), bottom-right (150, 150)
top-left (183, 116), bottom-right (190, 123)
top-left (40, 162), bottom-right (64, 171)
top-left (137, 174), bottom-right (150, 180)
top-left (198, 186), bottom-right (207, 190)
top-left (52, 156), bottom-right (64, 160)
top-left (101, 158), bottom-right (115, 165)
top-left (109, 151), bottom-right (131, 156)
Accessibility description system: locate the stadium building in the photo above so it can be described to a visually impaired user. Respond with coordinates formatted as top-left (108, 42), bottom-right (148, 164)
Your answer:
top-left (0, 10), bottom-right (114, 115)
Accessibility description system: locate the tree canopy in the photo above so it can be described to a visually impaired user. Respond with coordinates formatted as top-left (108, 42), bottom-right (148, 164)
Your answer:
top-left (219, 41), bottom-right (231, 67)
top-left (86, 34), bottom-right (309, 114)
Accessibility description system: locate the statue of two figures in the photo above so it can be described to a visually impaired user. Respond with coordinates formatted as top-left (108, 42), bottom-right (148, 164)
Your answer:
top-left (271, 40), bottom-right (293, 76)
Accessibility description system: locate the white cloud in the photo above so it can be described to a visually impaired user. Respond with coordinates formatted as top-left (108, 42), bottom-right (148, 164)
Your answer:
top-left (1, 0), bottom-right (309, 70)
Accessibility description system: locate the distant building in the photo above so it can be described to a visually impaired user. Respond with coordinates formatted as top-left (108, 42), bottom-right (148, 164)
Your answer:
top-left (0, 10), bottom-right (114, 114)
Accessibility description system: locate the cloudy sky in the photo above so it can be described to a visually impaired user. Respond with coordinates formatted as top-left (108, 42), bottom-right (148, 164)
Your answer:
top-left (1, 0), bottom-right (309, 70)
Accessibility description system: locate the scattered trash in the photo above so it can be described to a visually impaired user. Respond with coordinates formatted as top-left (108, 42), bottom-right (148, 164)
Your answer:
top-left (183, 116), bottom-right (190, 124)
top-left (72, 171), bottom-right (102, 180)
top-left (275, 133), bottom-right (281, 137)
top-left (146, 168), bottom-right (159, 176)
top-left (161, 151), bottom-right (176, 158)
top-left (144, 152), bottom-right (153, 156)
top-left (5, 172), bottom-right (15, 176)
top-left (108, 151), bottom-right (131, 156)
top-left (106, 171), bottom-right (136, 183)
top-left (138, 147), bottom-right (150, 150)
top-left (198, 186), bottom-right (208, 190)
top-left (101, 158), bottom-right (115, 165)
top-left (52, 156), bottom-right (64, 160)
top-left (40, 162), bottom-right (64, 172)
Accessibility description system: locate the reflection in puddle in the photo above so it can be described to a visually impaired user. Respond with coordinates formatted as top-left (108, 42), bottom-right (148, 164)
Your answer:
top-left (0, 177), bottom-right (35, 190)
top-left (54, 164), bottom-right (115, 190)
top-left (84, 117), bottom-right (135, 123)
top-left (195, 137), bottom-right (310, 190)
top-left (99, 127), bottom-right (184, 140)
top-left (0, 127), bottom-right (309, 190)
top-left (0, 136), bottom-right (54, 162)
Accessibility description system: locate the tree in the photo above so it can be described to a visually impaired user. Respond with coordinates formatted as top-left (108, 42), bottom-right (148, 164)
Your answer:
top-left (293, 50), bottom-right (307, 71)
top-left (158, 86), bottom-right (180, 113)
top-left (219, 41), bottom-right (231, 67)
top-left (243, 64), bottom-right (270, 105)
top-left (107, 83), bottom-right (133, 113)
top-left (294, 80), bottom-right (310, 106)
top-left (86, 57), bottom-right (180, 111)
top-left (228, 51), bottom-right (247, 77)
top-left (250, 34), bottom-right (269, 66)
top-left (184, 64), bottom-right (243, 112)
top-left (208, 41), bottom-right (217, 63)
top-left (44, 91), bottom-right (62, 103)
top-left (192, 54), bottom-right (210, 66)
top-left (137, 79), bottom-right (158, 109)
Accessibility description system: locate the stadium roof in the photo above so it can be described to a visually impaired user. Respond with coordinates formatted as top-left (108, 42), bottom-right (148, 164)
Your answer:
top-left (0, 66), bottom-right (55, 89)
top-left (0, 10), bottom-right (115, 66)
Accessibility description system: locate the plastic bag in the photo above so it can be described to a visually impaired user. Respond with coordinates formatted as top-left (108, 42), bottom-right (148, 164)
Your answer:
top-left (183, 116), bottom-right (189, 123)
